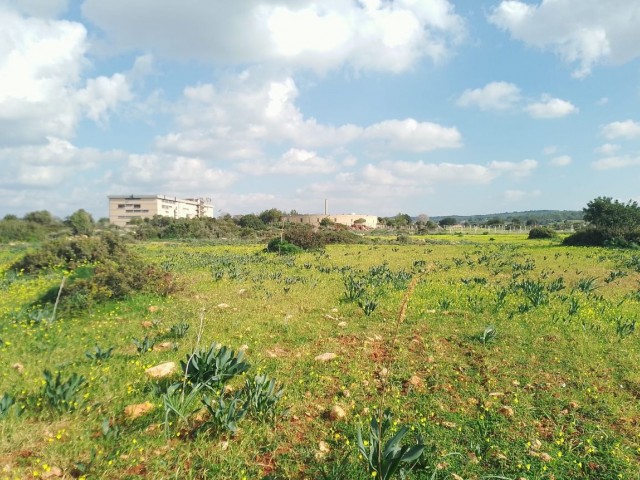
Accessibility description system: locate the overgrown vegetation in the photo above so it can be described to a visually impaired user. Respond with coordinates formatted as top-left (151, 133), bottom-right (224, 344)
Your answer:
top-left (564, 196), bottom-right (640, 247)
top-left (1, 237), bottom-right (639, 478)
top-left (10, 233), bottom-right (177, 311)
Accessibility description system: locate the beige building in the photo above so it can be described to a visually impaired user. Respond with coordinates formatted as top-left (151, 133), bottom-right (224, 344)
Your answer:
top-left (283, 213), bottom-right (378, 229)
top-left (108, 195), bottom-right (214, 227)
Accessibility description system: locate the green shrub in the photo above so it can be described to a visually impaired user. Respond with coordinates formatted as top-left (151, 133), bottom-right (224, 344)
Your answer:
top-left (563, 228), bottom-right (607, 246)
top-left (528, 226), bottom-right (555, 239)
top-left (265, 238), bottom-right (302, 255)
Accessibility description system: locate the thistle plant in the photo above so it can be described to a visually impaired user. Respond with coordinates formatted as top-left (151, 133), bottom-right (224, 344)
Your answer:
top-left (181, 342), bottom-right (250, 389)
top-left (42, 370), bottom-right (86, 413)
top-left (201, 392), bottom-right (248, 435)
top-left (242, 374), bottom-right (285, 420)
top-left (132, 335), bottom-right (155, 354)
top-left (85, 345), bottom-right (114, 362)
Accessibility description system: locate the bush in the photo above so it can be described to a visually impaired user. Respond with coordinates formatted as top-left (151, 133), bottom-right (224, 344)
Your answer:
top-left (13, 233), bottom-right (177, 310)
top-left (528, 227), bottom-right (555, 239)
top-left (563, 228), bottom-right (607, 246)
top-left (283, 224), bottom-right (325, 250)
top-left (265, 238), bottom-right (302, 255)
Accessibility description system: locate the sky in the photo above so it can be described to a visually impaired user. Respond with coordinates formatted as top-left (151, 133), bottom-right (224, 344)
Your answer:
top-left (1, 0), bottom-right (640, 219)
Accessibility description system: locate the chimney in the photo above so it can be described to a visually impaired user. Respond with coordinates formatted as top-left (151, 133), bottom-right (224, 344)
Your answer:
top-left (324, 199), bottom-right (328, 215)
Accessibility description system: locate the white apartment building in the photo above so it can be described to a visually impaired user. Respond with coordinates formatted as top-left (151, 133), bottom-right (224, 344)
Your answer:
top-left (108, 195), bottom-right (214, 227)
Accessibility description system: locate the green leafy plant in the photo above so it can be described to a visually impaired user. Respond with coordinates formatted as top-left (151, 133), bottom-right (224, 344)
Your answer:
top-left (575, 276), bottom-right (599, 295)
top-left (480, 325), bottom-right (497, 344)
top-left (0, 392), bottom-right (16, 417)
top-left (42, 370), bottom-right (86, 413)
top-left (100, 417), bottom-right (121, 441)
top-left (132, 335), bottom-right (155, 354)
top-left (162, 383), bottom-right (204, 435)
top-left (357, 409), bottom-right (425, 479)
top-left (242, 374), bottom-right (285, 420)
top-left (615, 317), bottom-right (636, 339)
top-left (201, 392), bottom-right (248, 435)
top-left (169, 322), bottom-right (190, 339)
top-left (358, 295), bottom-right (378, 316)
top-left (181, 343), bottom-right (250, 389)
top-left (85, 345), bottom-right (114, 362)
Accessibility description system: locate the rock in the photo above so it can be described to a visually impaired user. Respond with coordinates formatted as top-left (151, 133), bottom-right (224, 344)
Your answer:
top-left (329, 405), bottom-right (346, 421)
top-left (11, 363), bottom-right (24, 374)
top-left (141, 321), bottom-right (153, 328)
top-left (451, 474), bottom-right (463, 480)
top-left (154, 342), bottom-right (173, 352)
top-left (406, 375), bottom-right (423, 388)
top-left (499, 406), bottom-right (514, 417)
top-left (145, 362), bottom-right (176, 379)
top-left (237, 289), bottom-right (247, 296)
top-left (42, 466), bottom-right (63, 478)
top-left (331, 308), bottom-right (338, 313)
top-left (239, 344), bottom-right (249, 352)
top-left (337, 321), bottom-right (347, 328)
top-left (147, 306), bottom-right (159, 313)
top-left (378, 367), bottom-right (388, 378)
top-left (539, 452), bottom-right (552, 462)
top-left (124, 402), bottom-right (154, 419)
top-left (217, 303), bottom-right (230, 309)
top-left (315, 352), bottom-right (337, 362)
top-left (318, 441), bottom-right (330, 453)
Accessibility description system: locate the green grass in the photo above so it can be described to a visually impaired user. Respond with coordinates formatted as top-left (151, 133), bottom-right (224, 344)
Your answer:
top-left (1, 239), bottom-right (639, 478)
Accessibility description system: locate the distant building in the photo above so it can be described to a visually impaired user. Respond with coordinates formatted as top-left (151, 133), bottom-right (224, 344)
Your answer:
top-left (283, 213), bottom-right (378, 229)
top-left (108, 194), bottom-right (214, 227)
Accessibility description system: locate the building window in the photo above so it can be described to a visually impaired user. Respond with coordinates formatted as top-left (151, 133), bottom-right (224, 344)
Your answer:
top-left (133, 204), bottom-right (141, 208)
top-left (118, 204), bottom-right (125, 208)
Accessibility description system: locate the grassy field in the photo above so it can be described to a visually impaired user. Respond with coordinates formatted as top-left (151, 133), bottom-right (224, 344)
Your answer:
top-left (1, 236), bottom-right (639, 479)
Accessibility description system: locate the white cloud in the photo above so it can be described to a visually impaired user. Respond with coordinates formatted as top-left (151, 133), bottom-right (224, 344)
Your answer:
top-left (601, 120), bottom-right (640, 140)
top-left (525, 96), bottom-right (578, 119)
top-left (0, 137), bottom-right (124, 190)
top-left (81, 0), bottom-right (465, 73)
top-left (596, 143), bottom-right (620, 155)
top-left (489, 0), bottom-right (640, 77)
top-left (543, 145), bottom-right (557, 155)
top-left (363, 119), bottom-right (462, 152)
top-left (75, 73), bottom-right (132, 123)
top-left (0, 6), bottom-right (87, 144)
top-left (0, 6), bottom-right (138, 145)
top-left (487, 159), bottom-right (538, 177)
top-left (550, 155), bottom-right (572, 167)
top-left (592, 155), bottom-right (640, 170)
top-left (504, 189), bottom-right (541, 201)
top-left (120, 153), bottom-right (237, 195)
top-left (156, 72), bottom-right (461, 166)
top-left (239, 148), bottom-right (337, 175)
top-left (456, 81), bottom-right (521, 110)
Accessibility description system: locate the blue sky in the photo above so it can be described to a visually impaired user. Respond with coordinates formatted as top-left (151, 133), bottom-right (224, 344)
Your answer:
top-left (1, 0), bottom-right (640, 219)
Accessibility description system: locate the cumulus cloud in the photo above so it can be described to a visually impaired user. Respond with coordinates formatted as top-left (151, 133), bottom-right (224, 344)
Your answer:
top-left (121, 153), bottom-right (237, 193)
top-left (456, 81), bottom-right (521, 110)
top-left (596, 143), bottom-right (620, 155)
top-left (0, 137), bottom-right (122, 190)
top-left (0, 6), bottom-right (138, 145)
top-left (156, 72), bottom-right (461, 163)
top-left (6, 0), bottom-right (69, 18)
top-left (592, 155), bottom-right (640, 170)
top-left (363, 119), bottom-right (462, 152)
top-left (549, 155), bottom-right (572, 167)
top-left (525, 96), bottom-right (578, 118)
top-left (489, 0), bottom-right (640, 77)
top-left (239, 148), bottom-right (337, 175)
top-left (487, 159), bottom-right (538, 177)
top-left (601, 120), bottom-right (640, 140)
top-left (504, 189), bottom-right (541, 201)
top-left (82, 0), bottom-right (465, 73)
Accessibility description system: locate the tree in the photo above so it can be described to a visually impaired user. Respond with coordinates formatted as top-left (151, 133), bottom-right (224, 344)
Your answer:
top-left (24, 210), bottom-right (55, 225)
top-left (583, 197), bottom-right (640, 237)
top-left (438, 217), bottom-right (457, 227)
top-left (238, 214), bottom-right (265, 230)
top-left (66, 209), bottom-right (94, 236)
top-left (258, 208), bottom-right (283, 225)
top-left (564, 197), bottom-right (640, 247)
